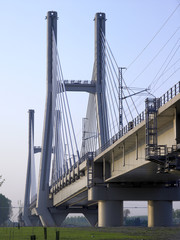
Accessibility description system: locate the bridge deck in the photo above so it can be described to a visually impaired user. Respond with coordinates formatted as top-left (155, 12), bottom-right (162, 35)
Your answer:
top-left (94, 93), bottom-right (180, 183)
top-left (49, 93), bottom-right (180, 208)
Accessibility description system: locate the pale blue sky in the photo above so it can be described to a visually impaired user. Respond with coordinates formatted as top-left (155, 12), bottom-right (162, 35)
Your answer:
top-left (0, 0), bottom-right (180, 219)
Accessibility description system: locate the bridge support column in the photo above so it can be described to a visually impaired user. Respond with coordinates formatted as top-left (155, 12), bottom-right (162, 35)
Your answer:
top-left (98, 200), bottom-right (123, 227)
top-left (148, 200), bottom-right (172, 227)
top-left (84, 211), bottom-right (98, 227)
top-left (52, 212), bottom-right (68, 226)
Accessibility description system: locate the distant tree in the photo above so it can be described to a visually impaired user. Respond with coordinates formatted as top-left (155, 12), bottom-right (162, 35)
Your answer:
top-left (124, 209), bottom-right (130, 221)
top-left (0, 194), bottom-right (12, 226)
top-left (124, 216), bottom-right (147, 227)
top-left (62, 216), bottom-right (90, 227)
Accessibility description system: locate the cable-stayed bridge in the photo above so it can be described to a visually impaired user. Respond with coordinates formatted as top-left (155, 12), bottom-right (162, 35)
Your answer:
top-left (23, 11), bottom-right (180, 228)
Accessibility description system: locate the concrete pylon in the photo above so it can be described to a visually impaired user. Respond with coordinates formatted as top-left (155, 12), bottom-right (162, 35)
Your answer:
top-left (98, 200), bottom-right (123, 227)
top-left (36, 11), bottom-right (58, 227)
top-left (148, 200), bottom-right (172, 227)
top-left (23, 110), bottom-right (35, 226)
top-left (94, 13), bottom-right (109, 147)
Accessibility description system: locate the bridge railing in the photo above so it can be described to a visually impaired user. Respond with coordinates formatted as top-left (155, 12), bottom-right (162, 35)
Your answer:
top-left (95, 81), bottom-right (180, 157)
top-left (95, 112), bottom-right (146, 156)
top-left (159, 81), bottom-right (180, 107)
top-left (64, 80), bottom-right (95, 85)
top-left (50, 152), bottom-right (95, 191)
top-left (79, 151), bottom-right (95, 164)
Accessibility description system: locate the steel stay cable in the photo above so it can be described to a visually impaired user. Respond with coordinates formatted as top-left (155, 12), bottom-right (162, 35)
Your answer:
top-left (56, 51), bottom-right (77, 166)
top-left (54, 42), bottom-right (64, 180)
top-left (55, 73), bottom-right (70, 172)
top-left (101, 41), bottom-right (113, 138)
top-left (127, 3), bottom-right (180, 69)
top-left (101, 23), bottom-right (180, 117)
top-left (52, 32), bottom-right (70, 173)
top-left (149, 38), bottom-right (180, 89)
top-left (126, 57), bottom-right (180, 114)
top-left (53, 30), bottom-right (80, 165)
top-left (53, 33), bottom-right (66, 179)
top-left (105, 54), bottom-right (121, 132)
top-left (57, 76), bottom-right (71, 171)
top-left (54, 45), bottom-right (72, 171)
top-left (57, 52), bottom-right (80, 163)
top-left (105, 59), bottom-right (119, 109)
top-left (93, 94), bottom-right (99, 151)
top-left (101, 30), bottom-right (119, 68)
top-left (129, 27), bottom-right (180, 87)
top-left (150, 44), bottom-right (180, 91)
top-left (106, 81), bottom-right (115, 137)
top-left (153, 66), bottom-right (180, 94)
top-left (102, 38), bottom-right (129, 132)
top-left (91, 98), bottom-right (97, 151)
top-left (101, 38), bottom-right (118, 136)
top-left (56, 84), bottom-right (68, 175)
top-left (101, 31), bottom-right (139, 116)
top-left (100, 35), bottom-right (110, 143)
top-left (55, 111), bottom-right (63, 177)
top-left (92, 66), bottom-right (99, 151)
top-left (57, 63), bottom-right (72, 169)
top-left (101, 32), bottom-right (119, 92)
top-left (102, 34), bottom-right (139, 128)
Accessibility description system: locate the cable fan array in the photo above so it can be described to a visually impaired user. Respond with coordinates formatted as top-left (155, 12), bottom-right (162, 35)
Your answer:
top-left (101, 30), bottom-right (140, 137)
top-left (51, 31), bottom-right (80, 184)
top-left (124, 5), bottom-right (180, 114)
top-left (82, 29), bottom-right (146, 156)
top-left (50, 3), bottom-right (180, 181)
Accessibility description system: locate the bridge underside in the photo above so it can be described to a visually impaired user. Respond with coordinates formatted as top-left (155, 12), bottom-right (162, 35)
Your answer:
top-left (106, 162), bottom-right (180, 183)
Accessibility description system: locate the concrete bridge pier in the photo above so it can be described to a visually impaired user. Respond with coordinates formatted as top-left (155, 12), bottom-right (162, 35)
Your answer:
top-left (84, 211), bottom-right (98, 227)
top-left (148, 200), bottom-right (172, 227)
top-left (52, 212), bottom-right (68, 226)
top-left (98, 200), bottom-right (123, 227)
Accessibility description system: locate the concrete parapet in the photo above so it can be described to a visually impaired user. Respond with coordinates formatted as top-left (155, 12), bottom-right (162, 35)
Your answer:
top-left (88, 185), bottom-right (180, 201)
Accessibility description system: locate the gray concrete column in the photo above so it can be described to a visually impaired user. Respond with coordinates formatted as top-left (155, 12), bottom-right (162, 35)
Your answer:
top-left (148, 200), bottom-right (172, 227)
top-left (53, 212), bottom-right (68, 226)
top-left (84, 212), bottom-right (98, 227)
top-left (98, 200), bottom-right (123, 227)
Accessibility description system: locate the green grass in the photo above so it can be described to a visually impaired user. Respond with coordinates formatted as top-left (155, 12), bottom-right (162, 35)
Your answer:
top-left (0, 227), bottom-right (180, 240)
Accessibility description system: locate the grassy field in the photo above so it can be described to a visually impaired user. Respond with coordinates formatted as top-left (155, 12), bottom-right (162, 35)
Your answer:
top-left (0, 226), bottom-right (180, 240)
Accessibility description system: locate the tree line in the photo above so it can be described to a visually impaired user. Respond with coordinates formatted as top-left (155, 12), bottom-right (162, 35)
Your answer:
top-left (0, 175), bottom-right (12, 226)
top-left (62, 209), bottom-right (180, 227)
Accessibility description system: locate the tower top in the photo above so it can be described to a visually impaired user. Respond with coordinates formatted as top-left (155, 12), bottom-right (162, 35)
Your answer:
top-left (46, 11), bottom-right (58, 20)
top-left (94, 12), bottom-right (106, 21)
